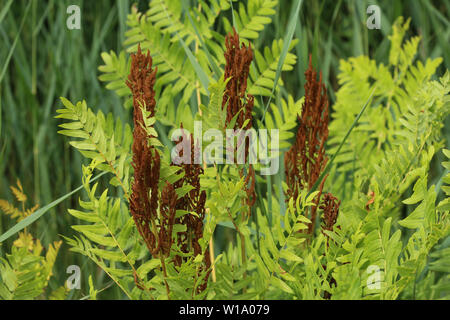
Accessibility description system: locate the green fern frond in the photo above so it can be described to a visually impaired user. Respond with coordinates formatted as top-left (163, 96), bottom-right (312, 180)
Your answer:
top-left (258, 94), bottom-right (303, 150)
top-left (0, 241), bottom-right (61, 300)
top-left (56, 98), bottom-right (132, 195)
top-left (437, 149), bottom-right (450, 212)
top-left (328, 18), bottom-right (446, 201)
top-left (146, 0), bottom-right (230, 45)
top-left (63, 164), bottom-right (149, 299)
top-left (249, 39), bottom-right (298, 97)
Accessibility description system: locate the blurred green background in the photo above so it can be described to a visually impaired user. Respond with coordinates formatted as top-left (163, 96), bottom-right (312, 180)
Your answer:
top-left (0, 0), bottom-right (448, 298)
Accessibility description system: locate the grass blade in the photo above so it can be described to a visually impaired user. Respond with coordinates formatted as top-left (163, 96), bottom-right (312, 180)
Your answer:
top-left (262, 0), bottom-right (303, 122)
top-left (0, 171), bottom-right (107, 243)
top-left (229, 0), bottom-right (237, 32)
top-left (161, 5), bottom-right (209, 94)
top-left (0, 0), bottom-right (13, 25)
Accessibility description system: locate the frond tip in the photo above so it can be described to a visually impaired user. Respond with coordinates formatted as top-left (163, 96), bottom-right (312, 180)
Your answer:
top-left (223, 28), bottom-right (254, 129)
top-left (128, 43), bottom-right (161, 256)
top-left (320, 193), bottom-right (340, 233)
top-left (285, 55), bottom-right (330, 233)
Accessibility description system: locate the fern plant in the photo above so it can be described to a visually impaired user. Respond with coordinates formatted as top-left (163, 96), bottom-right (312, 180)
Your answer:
top-left (50, 0), bottom-right (449, 301)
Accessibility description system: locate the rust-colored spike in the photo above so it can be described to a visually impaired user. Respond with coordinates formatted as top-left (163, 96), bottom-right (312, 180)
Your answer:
top-left (222, 28), bottom-right (254, 130)
top-left (128, 45), bottom-right (211, 293)
top-left (285, 55), bottom-right (330, 234)
top-left (320, 192), bottom-right (341, 253)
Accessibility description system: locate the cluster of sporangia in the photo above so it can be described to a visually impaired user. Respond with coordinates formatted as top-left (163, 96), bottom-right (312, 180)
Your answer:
top-left (284, 56), bottom-right (340, 236)
top-left (127, 45), bottom-right (210, 293)
top-left (222, 28), bottom-right (256, 215)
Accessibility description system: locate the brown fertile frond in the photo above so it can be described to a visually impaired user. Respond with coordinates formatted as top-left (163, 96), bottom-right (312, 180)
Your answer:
top-left (130, 145), bottom-right (160, 255)
top-left (222, 28), bottom-right (256, 217)
top-left (127, 44), bottom-right (161, 256)
top-left (127, 45), bottom-right (212, 292)
top-left (320, 193), bottom-right (340, 233)
top-left (127, 44), bottom-right (157, 117)
top-left (0, 200), bottom-right (20, 219)
top-left (159, 182), bottom-right (178, 257)
top-left (171, 130), bottom-right (211, 293)
top-left (222, 28), bottom-right (254, 130)
top-left (127, 45), bottom-right (212, 293)
top-left (284, 55), bottom-right (330, 234)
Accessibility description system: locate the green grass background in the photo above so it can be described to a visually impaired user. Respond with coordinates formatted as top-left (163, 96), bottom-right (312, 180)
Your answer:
top-left (0, 0), bottom-right (448, 299)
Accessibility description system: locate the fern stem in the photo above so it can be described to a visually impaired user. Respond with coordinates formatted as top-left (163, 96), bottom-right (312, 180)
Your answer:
top-left (241, 197), bottom-right (249, 293)
top-left (92, 258), bottom-right (132, 300)
top-left (209, 237), bottom-right (216, 282)
top-left (239, 232), bottom-right (247, 293)
top-left (100, 218), bottom-right (153, 297)
top-left (159, 255), bottom-right (171, 300)
top-left (226, 207), bottom-right (247, 292)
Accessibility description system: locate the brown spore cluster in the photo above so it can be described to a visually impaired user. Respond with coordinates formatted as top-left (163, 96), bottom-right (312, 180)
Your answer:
top-left (127, 45), bottom-right (210, 292)
top-left (320, 193), bottom-right (340, 234)
top-left (284, 55), bottom-right (332, 234)
top-left (127, 44), bottom-right (161, 255)
top-left (222, 28), bottom-right (256, 214)
top-left (222, 28), bottom-right (254, 130)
